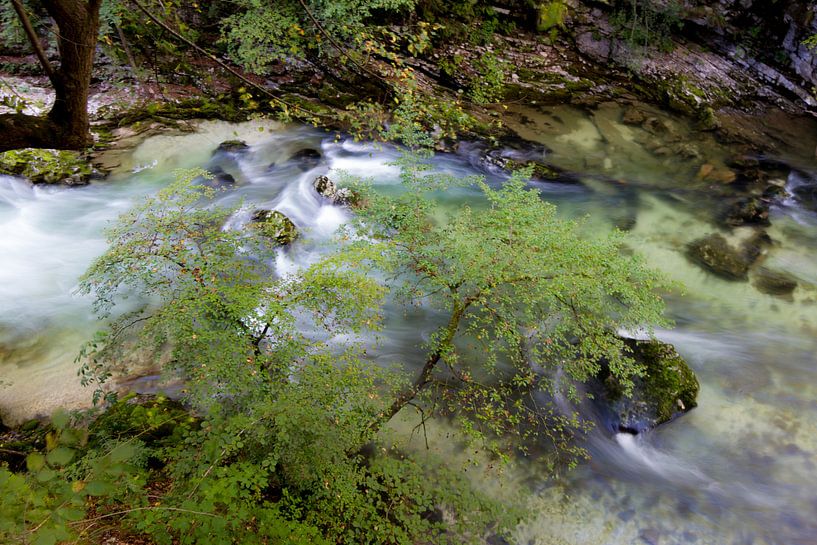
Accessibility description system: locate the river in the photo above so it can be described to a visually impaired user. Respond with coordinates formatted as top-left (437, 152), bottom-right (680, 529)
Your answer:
top-left (1, 107), bottom-right (816, 544)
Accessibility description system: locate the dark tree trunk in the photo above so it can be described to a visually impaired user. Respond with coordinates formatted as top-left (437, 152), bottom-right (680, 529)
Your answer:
top-left (0, 0), bottom-right (101, 152)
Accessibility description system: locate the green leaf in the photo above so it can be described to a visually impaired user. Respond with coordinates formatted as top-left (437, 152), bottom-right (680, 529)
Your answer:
top-left (36, 468), bottom-right (57, 482)
top-left (26, 452), bottom-right (45, 472)
top-left (56, 506), bottom-right (85, 522)
top-left (46, 447), bottom-right (75, 467)
top-left (33, 529), bottom-right (58, 545)
top-left (85, 480), bottom-right (114, 496)
top-left (51, 409), bottom-right (70, 430)
top-left (109, 442), bottom-right (135, 464)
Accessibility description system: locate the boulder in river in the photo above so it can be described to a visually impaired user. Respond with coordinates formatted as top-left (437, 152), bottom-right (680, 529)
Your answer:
top-left (250, 209), bottom-right (298, 245)
top-left (723, 196), bottom-right (770, 226)
top-left (204, 166), bottom-right (236, 187)
top-left (214, 139), bottom-right (250, 154)
top-left (752, 267), bottom-right (798, 298)
top-left (599, 338), bottom-right (699, 434)
top-left (686, 233), bottom-right (762, 280)
top-left (288, 148), bottom-right (322, 170)
top-left (0, 148), bottom-right (95, 185)
top-left (313, 175), bottom-right (356, 206)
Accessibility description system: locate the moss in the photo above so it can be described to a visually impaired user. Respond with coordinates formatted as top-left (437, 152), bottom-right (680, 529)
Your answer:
top-left (250, 209), bottom-right (298, 245)
top-left (635, 340), bottom-right (699, 423)
top-left (107, 95), bottom-right (249, 128)
top-left (602, 338), bottom-right (699, 432)
top-left (504, 158), bottom-right (563, 180)
top-left (0, 148), bottom-right (94, 185)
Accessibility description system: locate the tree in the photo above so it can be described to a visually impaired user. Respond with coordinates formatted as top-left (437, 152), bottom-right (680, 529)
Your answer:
top-left (346, 151), bottom-right (668, 459)
top-left (75, 170), bottom-right (504, 544)
top-left (1, 0), bottom-right (102, 152)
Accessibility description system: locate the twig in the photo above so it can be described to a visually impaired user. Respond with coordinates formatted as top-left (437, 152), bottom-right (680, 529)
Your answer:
top-left (9, 0), bottom-right (56, 84)
top-left (75, 506), bottom-right (220, 524)
top-left (296, 0), bottom-right (389, 87)
top-left (130, 0), bottom-right (329, 119)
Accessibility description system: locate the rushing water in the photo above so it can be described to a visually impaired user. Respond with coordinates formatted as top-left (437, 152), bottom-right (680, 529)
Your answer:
top-left (1, 108), bottom-right (817, 544)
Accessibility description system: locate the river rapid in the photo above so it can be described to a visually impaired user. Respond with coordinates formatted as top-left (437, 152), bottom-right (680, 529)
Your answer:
top-left (1, 107), bottom-right (816, 544)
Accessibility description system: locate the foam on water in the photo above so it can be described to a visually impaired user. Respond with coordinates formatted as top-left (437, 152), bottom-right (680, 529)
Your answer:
top-left (2, 116), bottom-right (817, 544)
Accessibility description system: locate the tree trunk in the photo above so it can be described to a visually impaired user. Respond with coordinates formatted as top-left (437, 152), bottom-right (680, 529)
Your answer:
top-left (0, 0), bottom-right (101, 152)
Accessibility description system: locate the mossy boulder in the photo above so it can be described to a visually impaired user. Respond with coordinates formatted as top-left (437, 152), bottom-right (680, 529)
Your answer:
top-left (215, 139), bottom-right (250, 155)
top-left (686, 232), bottom-right (764, 280)
top-left (313, 175), bottom-right (357, 206)
top-left (600, 339), bottom-right (700, 434)
top-left (288, 148), bottom-right (322, 170)
top-left (752, 267), bottom-right (798, 298)
top-left (250, 209), bottom-right (298, 245)
top-left (723, 196), bottom-right (770, 226)
top-left (0, 148), bottom-right (95, 185)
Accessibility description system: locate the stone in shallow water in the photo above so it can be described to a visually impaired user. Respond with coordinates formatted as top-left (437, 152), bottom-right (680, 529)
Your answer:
top-left (723, 196), bottom-right (770, 226)
top-left (686, 233), bottom-right (763, 281)
top-left (598, 338), bottom-right (699, 434)
top-left (752, 267), bottom-right (798, 298)
top-left (214, 139), bottom-right (249, 154)
top-left (249, 209), bottom-right (298, 245)
top-left (288, 148), bottom-right (322, 170)
top-left (313, 175), bottom-right (356, 206)
top-left (639, 527), bottom-right (661, 545)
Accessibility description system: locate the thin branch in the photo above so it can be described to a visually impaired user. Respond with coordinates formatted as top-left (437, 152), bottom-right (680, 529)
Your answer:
top-left (295, 0), bottom-right (390, 87)
top-left (75, 506), bottom-right (220, 525)
top-left (130, 0), bottom-right (328, 119)
top-left (9, 0), bottom-right (56, 84)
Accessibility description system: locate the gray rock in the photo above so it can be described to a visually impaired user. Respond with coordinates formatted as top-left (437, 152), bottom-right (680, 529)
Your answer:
top-left (313, 175), bottom-right (355, 206)
top-left (289, 148), bottom-right (322, 170)
top-left (686, 233), bottom-right (761, 280)
top-left (753, 267), bottom-right (798, 298)
top-left (215, 140), bottom-right (249, 154)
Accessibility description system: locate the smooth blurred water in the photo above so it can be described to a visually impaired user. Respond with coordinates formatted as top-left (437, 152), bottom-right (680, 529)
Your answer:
top-left (1, 110), bottom-right (816, 544)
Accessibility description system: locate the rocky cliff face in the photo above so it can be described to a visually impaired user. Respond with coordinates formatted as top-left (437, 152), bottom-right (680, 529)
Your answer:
top-left (564, 0), bottom-right (817, 115)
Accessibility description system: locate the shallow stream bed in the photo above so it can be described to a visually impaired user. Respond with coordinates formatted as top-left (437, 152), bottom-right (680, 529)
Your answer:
top-left (1, 108), bottom-right (816, 544)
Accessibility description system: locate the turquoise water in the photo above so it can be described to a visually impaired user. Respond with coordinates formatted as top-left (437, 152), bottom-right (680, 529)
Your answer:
top-left (1, 111), bottom-right (816, 544)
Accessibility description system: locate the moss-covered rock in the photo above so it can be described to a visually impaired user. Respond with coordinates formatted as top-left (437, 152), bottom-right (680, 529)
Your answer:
top-left (600, 338), bottom-right (700, 433)
top-left (215, 139), bottom-right (250, 155)
top-left (313, 175), bottom-right (358, 206)
top-left (686, 232), bottom-right (761, 280)
top-left (0, 148), bottom-right (95, 185)
top-left (250, 209), bottom-right (298, 245)
top-left (752, 267), bottom-right (798, 298)
top-left (288, 148), bottom-right (323, 170)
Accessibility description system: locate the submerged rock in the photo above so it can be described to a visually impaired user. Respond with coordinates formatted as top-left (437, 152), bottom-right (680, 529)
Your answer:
top-left (288, 148), bottom-right (322, 170)
top-left (753, 267), bottom-right (798, 298)
top-left (313, 175), bottom-right (356, 206)
top-left (600, 339), bottom-right (700, 434)
top-left (250, 209), bottom-right (298, 245)
top-left (723, 196), bottom-right (771, 226)
top-left (204, 166), bottom-right (236, 187)
top-left (214, 139), bottom-right (249, 154)
top-left (686, 233), bottom-right (763, 280)
top-left (0, 148), bottom-right (96, 185)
